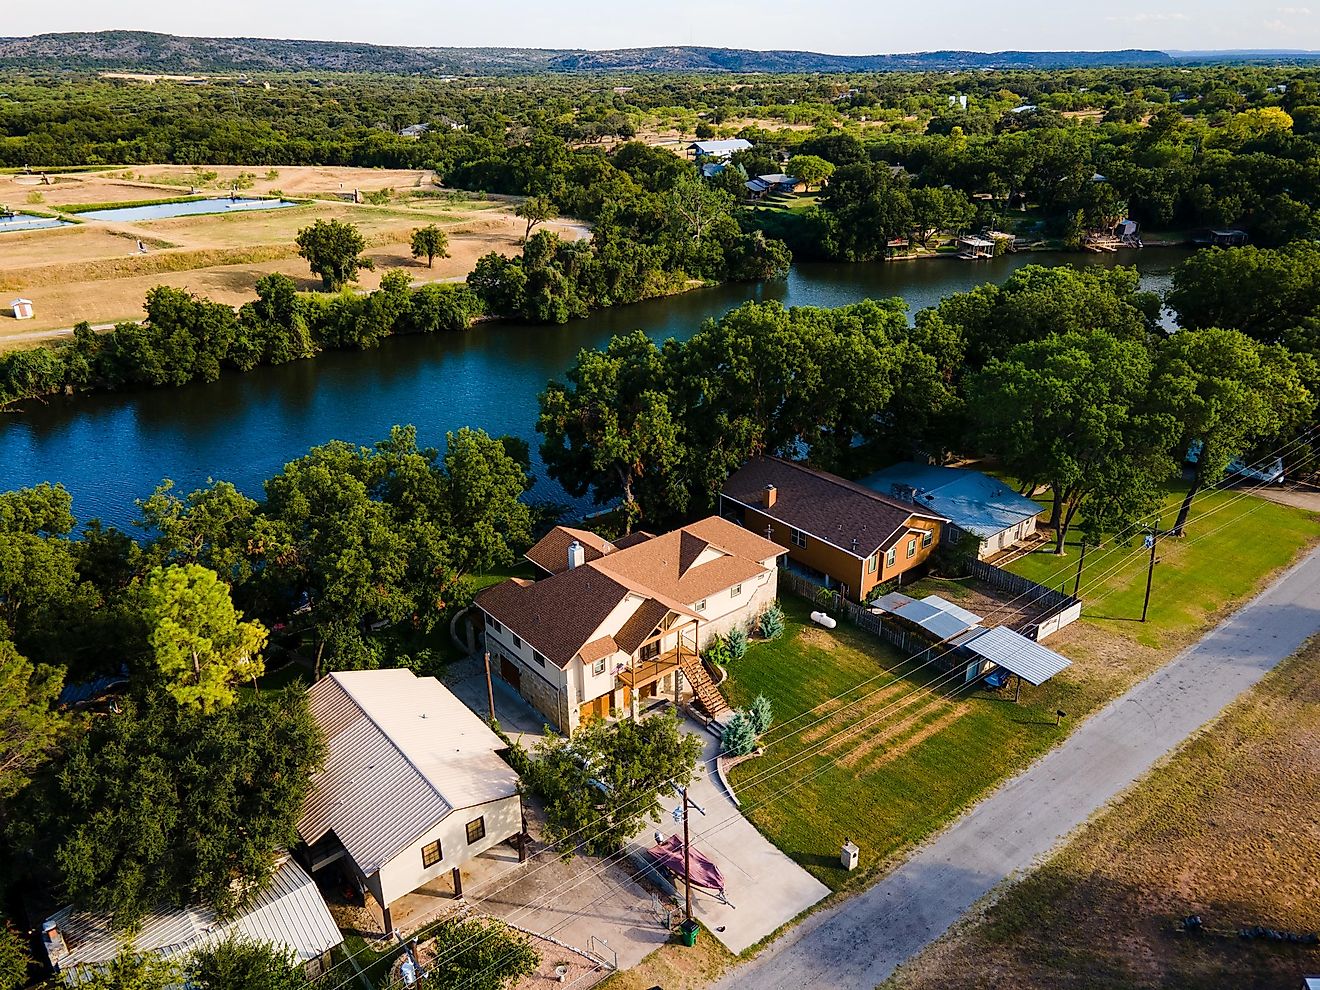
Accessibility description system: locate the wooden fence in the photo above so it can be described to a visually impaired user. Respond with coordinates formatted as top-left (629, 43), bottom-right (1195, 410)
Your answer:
top-left (779, 560), bottom-right (1081, 645)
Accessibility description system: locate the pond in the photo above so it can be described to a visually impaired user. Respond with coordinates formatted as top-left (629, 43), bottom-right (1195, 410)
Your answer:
top-left (77, 197), bottom-right (297, 223)
top-left (0, 248), bottom-right (1195, 531)
top-left (0, 212), bottom-right (73, 232)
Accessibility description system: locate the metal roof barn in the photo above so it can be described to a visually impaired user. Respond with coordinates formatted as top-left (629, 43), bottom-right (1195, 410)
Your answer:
top-left (43, 857), bottom-right (341, 982)
top-left (956, 624), bottom-right (1072, 686)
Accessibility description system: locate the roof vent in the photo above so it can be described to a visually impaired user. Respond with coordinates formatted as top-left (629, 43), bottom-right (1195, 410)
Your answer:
top-left (567, 540), bottom-right (585, 570)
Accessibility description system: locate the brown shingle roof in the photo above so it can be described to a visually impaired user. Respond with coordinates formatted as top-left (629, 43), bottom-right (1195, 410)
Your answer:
top-left (476, 565), bottom-right (630, 667)
top-left (525, 526), bottom-right (616, 575)
top-left (721, 456), bottom-right (946, 558)
top-left (592, 516), bottom-right (775, 606)
top-left (479, 516), bottom-right (777, 667)
top-left (613, 598), bottom-right (672, 655)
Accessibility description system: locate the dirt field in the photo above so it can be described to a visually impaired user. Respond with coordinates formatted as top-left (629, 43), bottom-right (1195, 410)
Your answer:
top-left (888, 637), bottom-right (1320, 990)
top-left (0, 167), bottom-right (585, 344)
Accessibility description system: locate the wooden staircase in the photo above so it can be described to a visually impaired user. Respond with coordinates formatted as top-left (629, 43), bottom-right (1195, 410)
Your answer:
top-left (678, 651), bottom-right (730, 719)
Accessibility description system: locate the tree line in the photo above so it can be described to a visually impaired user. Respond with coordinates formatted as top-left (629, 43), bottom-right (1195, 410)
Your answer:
top-left (0, 269), bottom-right (481, 408)
top-left (537, 258), bottom-right (1317, 548)
top-left (0, 425), bottom-right (534, 948)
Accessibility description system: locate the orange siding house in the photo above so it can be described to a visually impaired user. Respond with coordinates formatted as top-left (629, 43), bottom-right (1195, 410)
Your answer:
top-left (721, 457), bottom-right (947, 602)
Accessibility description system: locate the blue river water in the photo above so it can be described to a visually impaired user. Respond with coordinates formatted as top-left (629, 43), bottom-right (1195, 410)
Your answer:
top-left (0, 249), bottom-right (1193, 531)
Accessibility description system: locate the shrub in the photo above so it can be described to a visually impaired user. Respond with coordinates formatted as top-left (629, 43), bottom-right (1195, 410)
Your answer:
top-left (703, 636), bottom-right (733, 671)
top-left (758, 602), bottom-right (784, 640)
top-left (721, 711), bottom-right (757, 757)
top-left (749, 693), bottom-right (774, 736)
top-left (726, 627), bottom-right (748, 661)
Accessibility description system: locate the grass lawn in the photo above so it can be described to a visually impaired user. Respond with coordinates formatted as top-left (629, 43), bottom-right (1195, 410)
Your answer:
top-left (887, 636), bottom-right (1320, 990)
top-left (1006, 484), bottom-right (1320, 650)
top-left (725, 595), bottom-right (1082, 892)
top-left (720, 487), bottom-right (1320, 894)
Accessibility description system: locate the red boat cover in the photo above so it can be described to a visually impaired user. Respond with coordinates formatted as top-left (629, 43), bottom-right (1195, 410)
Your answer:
top-left (648, 834), bottom-right (726, 893)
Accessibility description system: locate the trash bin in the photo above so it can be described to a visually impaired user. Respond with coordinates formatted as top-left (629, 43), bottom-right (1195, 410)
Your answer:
top-left (678, 919), bottom-right (700, 947)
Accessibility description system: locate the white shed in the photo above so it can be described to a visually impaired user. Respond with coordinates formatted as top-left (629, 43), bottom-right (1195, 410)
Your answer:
top-left (10, 298), bottom-right (33, 320)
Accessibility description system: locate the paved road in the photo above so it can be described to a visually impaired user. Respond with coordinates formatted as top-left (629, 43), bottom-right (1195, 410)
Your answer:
top-left (713, 545), bottom-right (1320, 990)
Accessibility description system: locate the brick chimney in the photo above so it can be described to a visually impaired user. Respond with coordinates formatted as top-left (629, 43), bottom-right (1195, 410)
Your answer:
top-left (763, 484), bottom-right (777, 508)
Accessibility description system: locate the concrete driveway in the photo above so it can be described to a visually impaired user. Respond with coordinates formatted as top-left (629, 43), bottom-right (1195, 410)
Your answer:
top-left (713, 545), bottom-right (1320, 989)
top-left (629, 718), bottom-right (830, 955)
top-left (445, 654), bottom-right (549, 744)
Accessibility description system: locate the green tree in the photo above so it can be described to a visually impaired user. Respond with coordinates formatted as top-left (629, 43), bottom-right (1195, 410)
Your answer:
top-left (785, 154), bottom-right (835, 191)
top-left (969, 330), bottom-right (1177, 553)
top-left (819, 161), bottom-right (913, 260)
top-left (71, 946), bottom-right (178, 990)
top-left (1156, 326), bottom-right (1313, 534)
top-left (0, 639), bottom-right (64, 802)
top-left (907, 186), bottom-right (976, 247)
top-left (46, 689), bottom-right (323, 928)
top-left (142, 564), bottom-right (268, 713)
top-left (421, 918), bottom-right (538, 990)
top-left (0, 921), bottom-right (29, 990)
top-left (1168, 242), bottom-right (1320, 348)
top-left (187, 936), bottom-right (311, 990)
top-left (410, 225), bottom-right (450, 268)
top-left (721, 711), bottom-right (757, 756)
top-left (514, 195), bottom-right (558, 241)
top-left (538, 331), bottom-right (686, 531)
top-left (512, 708), bottom-right (701, 854)
top-left (295, 219), bottom-right (373, 291)
top-left (442, 427), bottom-right (534, 576)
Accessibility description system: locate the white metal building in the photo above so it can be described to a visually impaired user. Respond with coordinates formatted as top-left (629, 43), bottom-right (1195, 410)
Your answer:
top-left (297, 669), bottom-right (522, 933)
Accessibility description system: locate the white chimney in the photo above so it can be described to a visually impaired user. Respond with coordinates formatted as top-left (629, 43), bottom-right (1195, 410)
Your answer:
top-left (567, 540), bottom-right (585, 570)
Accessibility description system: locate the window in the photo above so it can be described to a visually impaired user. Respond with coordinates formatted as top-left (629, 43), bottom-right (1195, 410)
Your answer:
top-left (886, 547), bottom-right (896, 567)
top-left (790, 528), bottom-right (807, 549)
top-left (906, 538), bottom-right (917, 559)
top-left (593, 657), bottom-right (606, 676)
top-left (512, 634), bottom-right (523, 649)
top-left (867, 553), bottom-right (878, 574)
top-left (421, 840), bottom-right (442, 868)
top-left (921, 530), bottom-right (933, 549)
top-left (489, 618), bottom-right (503, 633)
top-left (466, 817), bottom-right (486, 844)
top-left (533, 650), bottom-right (546, 667)
top-left (695, 599), bottom-right (707, 612)
top-left (731, 584), bottom-right (743, 597)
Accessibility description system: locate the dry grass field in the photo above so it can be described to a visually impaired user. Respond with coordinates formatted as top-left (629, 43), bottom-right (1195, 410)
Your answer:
top-left (887, 636), bottom-right (1320, 990)
top-left (0, 166), bottom-right (585, 345)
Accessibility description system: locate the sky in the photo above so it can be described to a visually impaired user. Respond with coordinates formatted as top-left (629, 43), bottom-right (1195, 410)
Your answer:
top-left (6, 0), bottom-right (1319, 54)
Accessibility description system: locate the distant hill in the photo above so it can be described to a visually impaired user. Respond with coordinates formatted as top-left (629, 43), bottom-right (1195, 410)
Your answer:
top-left (0, 31), bottom-right (1176, 74)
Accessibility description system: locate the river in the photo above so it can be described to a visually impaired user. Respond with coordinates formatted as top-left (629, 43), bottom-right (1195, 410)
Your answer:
top-left (0, 248), bottom-right (1194, 531)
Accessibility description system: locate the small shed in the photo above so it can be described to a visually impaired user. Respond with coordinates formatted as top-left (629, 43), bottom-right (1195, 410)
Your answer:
top-left (11, 298), bottom-right (33, 320)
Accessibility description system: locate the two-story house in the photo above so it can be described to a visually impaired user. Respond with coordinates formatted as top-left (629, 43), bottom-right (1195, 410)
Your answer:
top-left (720, 456), bottom-right (948, 602)
top-left (475, 516), bottom-right (783, 733)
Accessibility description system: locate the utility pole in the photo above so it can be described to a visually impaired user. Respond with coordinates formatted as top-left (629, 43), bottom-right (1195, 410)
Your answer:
top-left (673, 786), bottom-right (707, 943)
top-left (682, 786), bottom-right (693, 927)
top-left (483, 651), bottom-right (496, 723)
top-left (1141, 528), bottom-right (1158, 622)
